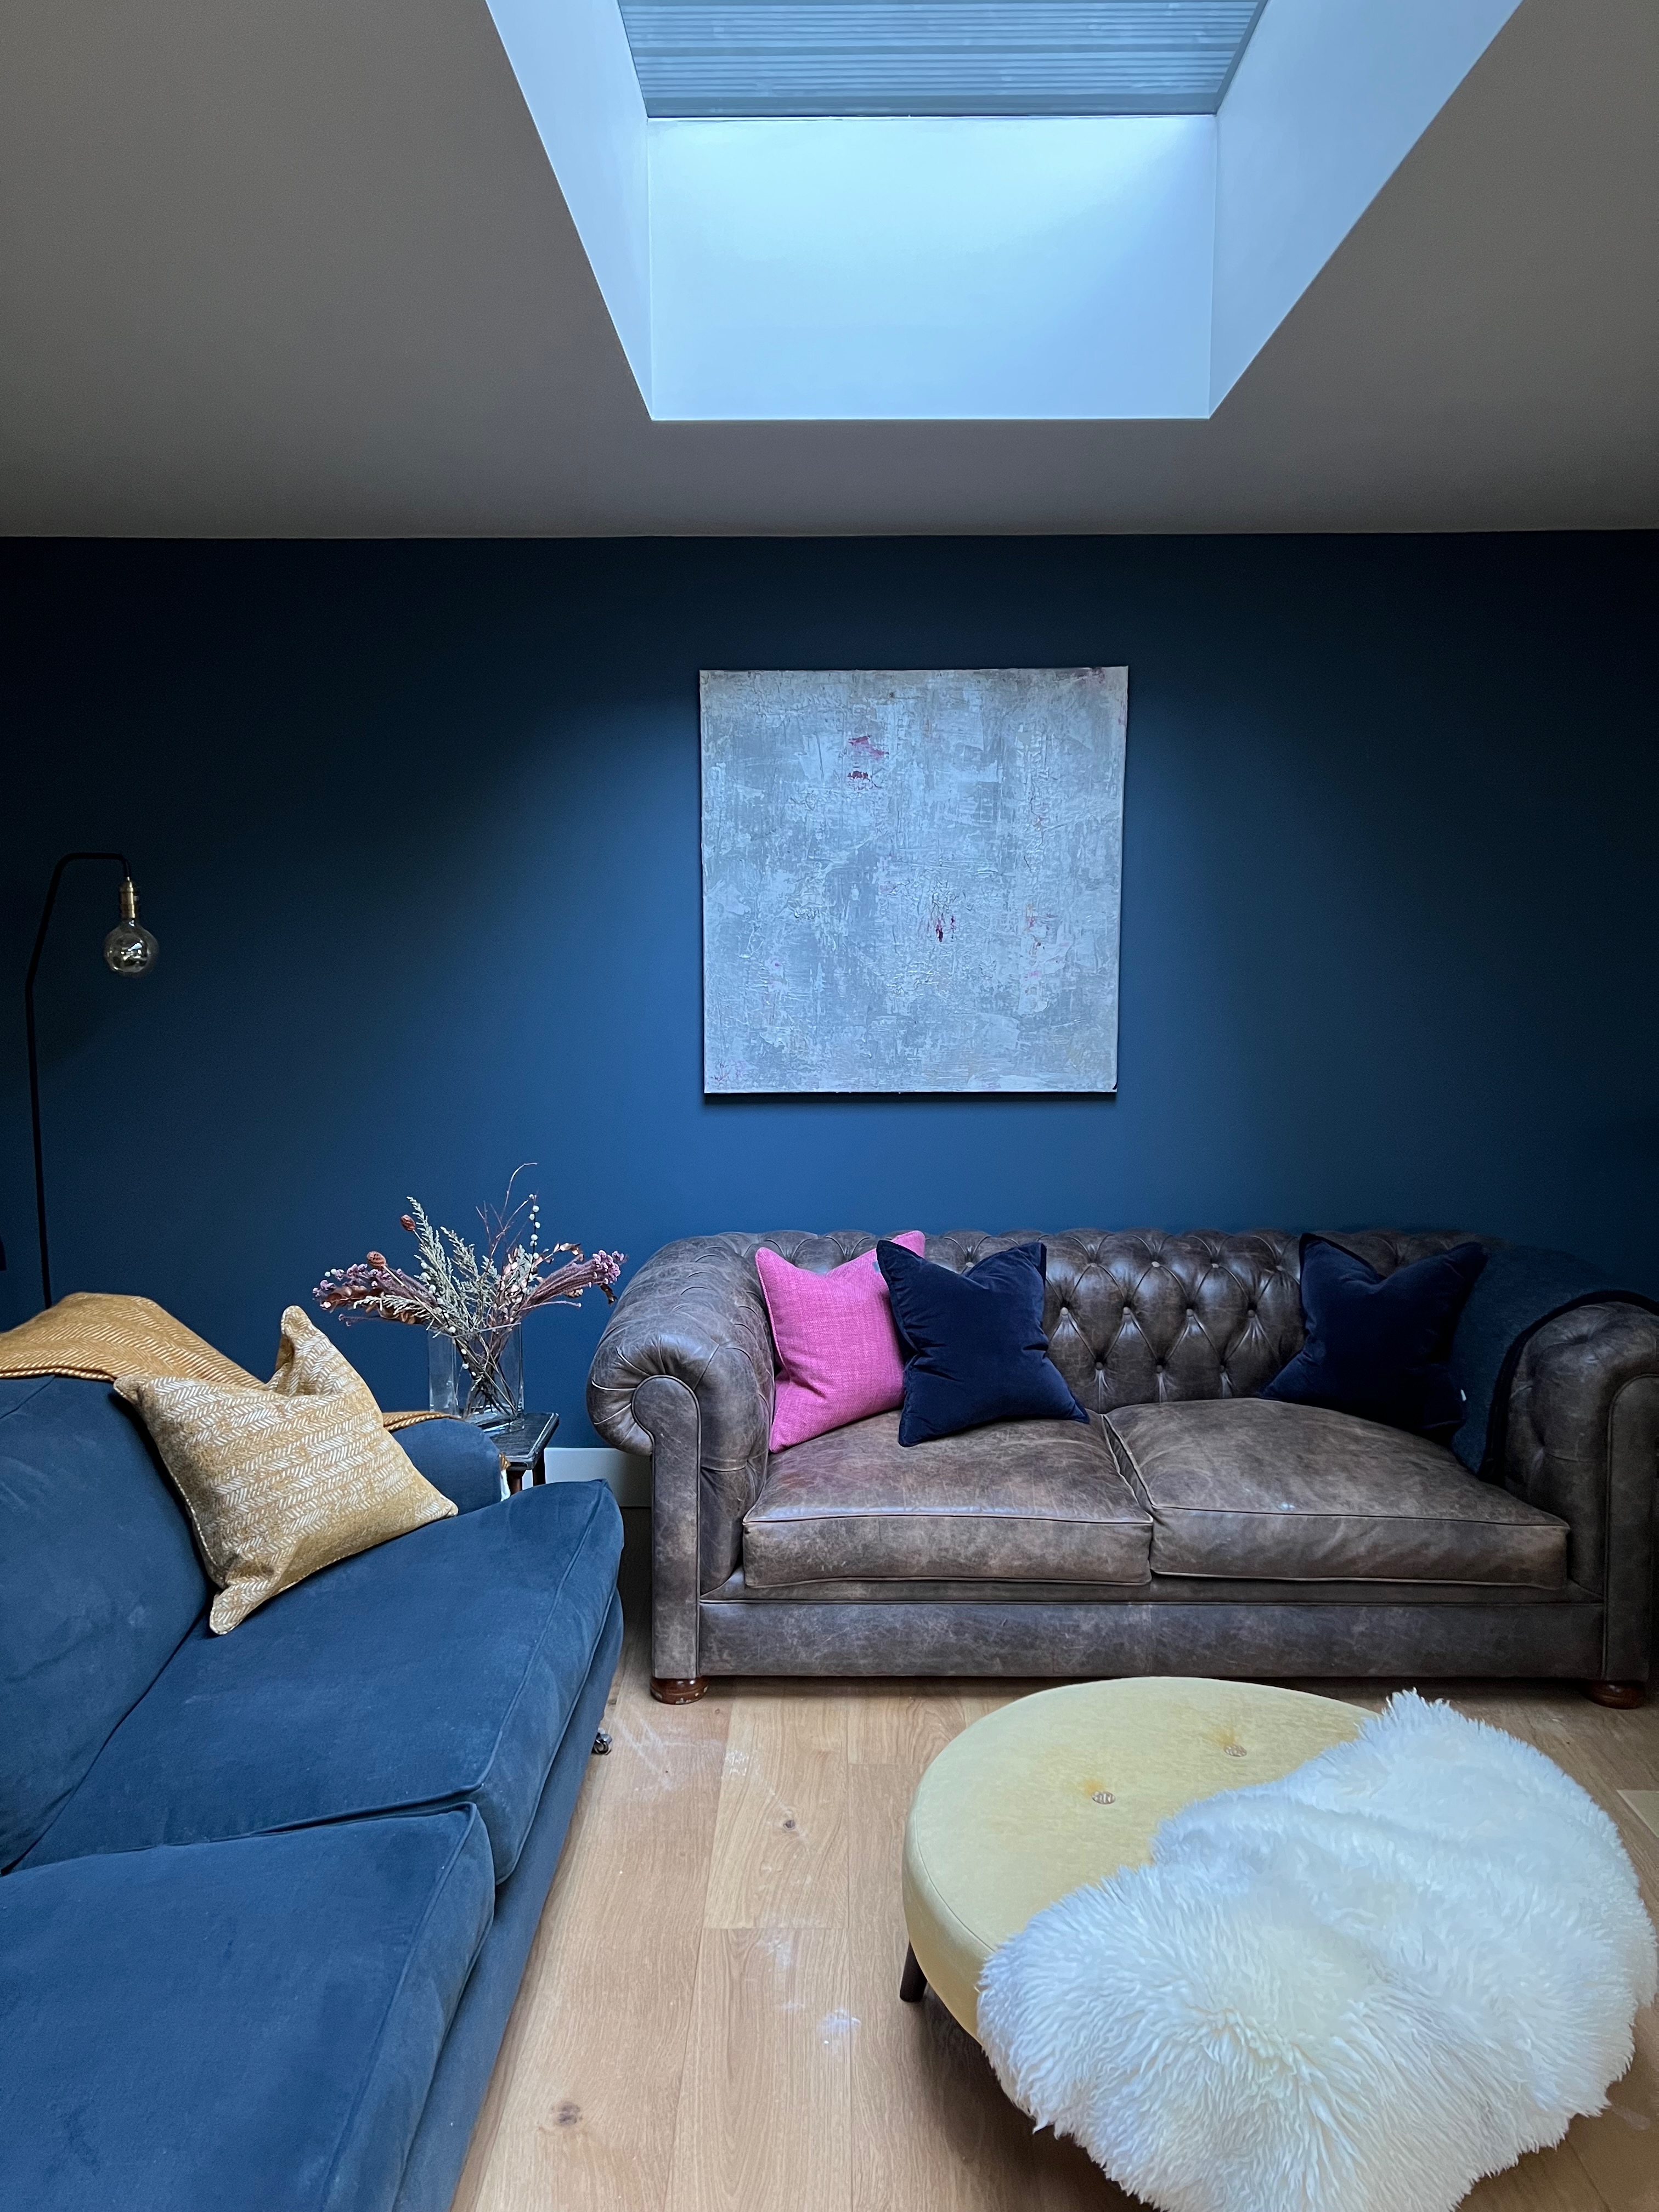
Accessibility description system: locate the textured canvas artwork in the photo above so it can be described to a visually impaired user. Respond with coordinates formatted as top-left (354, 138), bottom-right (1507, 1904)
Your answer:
top-left (700, 667), bottom-right (1127, 1093)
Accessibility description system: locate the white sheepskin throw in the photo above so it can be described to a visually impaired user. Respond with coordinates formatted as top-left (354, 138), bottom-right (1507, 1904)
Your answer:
top-left (978, 1692), bottom-right (1656, 2212)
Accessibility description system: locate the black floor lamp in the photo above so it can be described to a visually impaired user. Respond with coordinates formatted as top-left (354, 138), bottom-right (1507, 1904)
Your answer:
top-left (25, 852), bottom-right (159, 1310)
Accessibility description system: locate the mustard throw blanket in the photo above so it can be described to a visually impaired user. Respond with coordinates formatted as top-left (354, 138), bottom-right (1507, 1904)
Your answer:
top-left (0, 1291), bottom-right (441, 1430)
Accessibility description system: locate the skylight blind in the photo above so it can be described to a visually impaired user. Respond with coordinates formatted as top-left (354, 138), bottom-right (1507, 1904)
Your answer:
top-left (619, 0), bottom-right (1268, 118)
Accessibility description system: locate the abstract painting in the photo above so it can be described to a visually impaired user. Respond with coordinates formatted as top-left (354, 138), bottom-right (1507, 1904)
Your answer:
top-left (700, 667), bottom-right (1127, 1093)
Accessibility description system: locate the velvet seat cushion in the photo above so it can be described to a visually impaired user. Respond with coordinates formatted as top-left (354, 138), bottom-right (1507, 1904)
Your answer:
top-left (25, 1479), bottom-right (623, 1883)
top-left (0, 1375), bottom-right (208, 1870)
top-left (0, 1809), bottom-right (494, 2212)
top-left (744, 1409), bottom-right (1152, 1587)
top-left (1107, 1400), bottom-right (1569, 1586)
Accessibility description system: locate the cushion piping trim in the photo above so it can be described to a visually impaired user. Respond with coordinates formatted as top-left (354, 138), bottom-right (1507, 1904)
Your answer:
top-left (458, 1483), bottom-right (612, 1881)
top-left (744, 1571), bottom-right (1155, 1591)
top-left (314, 1809), bottom-right (493, 2212)
top-left (1135, 1504), bottom-right (1567, 1527)
top-left (1139, 1557), bottom-right (1567, 1589)
top-left (704, 1582), bottom-right (1588, 1605)
top-left (745, 1507), bottom-right (1151, 1528)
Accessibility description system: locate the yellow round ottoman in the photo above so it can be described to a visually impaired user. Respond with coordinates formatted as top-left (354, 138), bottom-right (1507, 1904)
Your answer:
top-left (900, 1677), bottom-right (1369, 2036)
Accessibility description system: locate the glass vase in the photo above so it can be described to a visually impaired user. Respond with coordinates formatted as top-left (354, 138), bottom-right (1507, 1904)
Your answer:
top-left (427, 1324), bottom-right (524, 1429)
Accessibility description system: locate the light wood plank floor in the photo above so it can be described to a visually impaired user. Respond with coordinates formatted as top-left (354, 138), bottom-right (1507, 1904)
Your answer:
top-left (454, 1513), bottom-right (1659, 2212)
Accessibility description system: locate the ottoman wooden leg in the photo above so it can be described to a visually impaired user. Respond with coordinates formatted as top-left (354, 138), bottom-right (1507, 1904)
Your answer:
top-left (1585, 1680), bottom-right (1645, 1708)
top-left (899, 1944), bottom-right (927, 2004)
top-left (651, 1675), bottom-right (709, 1705)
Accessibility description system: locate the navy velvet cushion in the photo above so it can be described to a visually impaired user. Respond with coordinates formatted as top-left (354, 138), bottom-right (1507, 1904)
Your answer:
top-left (0, 1375), bottom-right (207, 1870)
top-left (0, 1809), bottom-right (493, 2212)
top-left (25, 1478), bottom-right (623, 1883)
top-left (1262, 1235), bottom-right (1488, 1436)
top-left (877, 1239), bottom-right (1090, 1447)
top-left (396, 1416), bottom-right (505, 1514)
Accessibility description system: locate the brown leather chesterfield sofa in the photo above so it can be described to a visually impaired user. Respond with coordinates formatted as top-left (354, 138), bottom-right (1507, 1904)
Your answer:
top-left (585, 1231), bottom-right (1659, 1708)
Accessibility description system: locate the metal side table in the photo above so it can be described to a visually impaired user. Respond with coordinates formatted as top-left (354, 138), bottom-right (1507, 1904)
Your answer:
top-left (488, 1410), bottom-right (560, 1496)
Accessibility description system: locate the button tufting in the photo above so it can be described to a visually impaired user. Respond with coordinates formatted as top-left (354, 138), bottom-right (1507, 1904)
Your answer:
top-left (758, 1231), bottom-right (1434, 1398)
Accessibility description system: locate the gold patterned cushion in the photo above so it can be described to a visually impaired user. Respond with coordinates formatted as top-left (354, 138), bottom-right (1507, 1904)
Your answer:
top-left (117, 1306), bottom-right (456, 1632)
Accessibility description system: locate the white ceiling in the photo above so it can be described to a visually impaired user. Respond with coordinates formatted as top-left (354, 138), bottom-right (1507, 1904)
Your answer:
top-left (0, 0), bottom-right (1654, 537)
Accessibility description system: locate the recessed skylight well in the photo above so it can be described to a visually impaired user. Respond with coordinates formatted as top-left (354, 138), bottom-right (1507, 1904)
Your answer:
top-left (618, 0), bottom-right (1270, 119)
top-left (485, 0), bottom-right (1530, 420)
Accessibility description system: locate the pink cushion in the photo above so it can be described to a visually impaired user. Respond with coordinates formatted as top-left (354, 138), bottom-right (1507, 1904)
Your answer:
top-left (756, 1234), bottom-right (927, 1453)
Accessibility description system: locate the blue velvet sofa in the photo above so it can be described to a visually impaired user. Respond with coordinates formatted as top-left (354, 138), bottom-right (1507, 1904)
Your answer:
top-left (0, 1373), bottom-right (624, 2212)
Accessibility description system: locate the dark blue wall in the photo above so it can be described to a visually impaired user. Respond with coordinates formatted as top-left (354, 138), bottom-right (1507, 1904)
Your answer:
top-left (3, 534), bottom-right (1655, 1441)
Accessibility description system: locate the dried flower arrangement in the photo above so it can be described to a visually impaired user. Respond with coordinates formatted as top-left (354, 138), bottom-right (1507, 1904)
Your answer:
top-left (315, 1173), bottom-right (623, 1423)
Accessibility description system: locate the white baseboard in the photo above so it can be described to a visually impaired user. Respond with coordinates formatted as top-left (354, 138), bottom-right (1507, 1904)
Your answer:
top-left (540, 1445), bottom-right (651, 1509)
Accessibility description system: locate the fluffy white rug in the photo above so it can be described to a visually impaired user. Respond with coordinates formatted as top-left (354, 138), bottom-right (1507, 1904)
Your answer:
top-left (978, 1692), bottom-right (1656, 2212)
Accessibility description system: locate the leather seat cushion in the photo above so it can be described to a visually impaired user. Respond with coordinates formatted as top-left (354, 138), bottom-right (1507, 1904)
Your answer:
top-left (743, 1410), bottom-right (1152, 1588)
top-left (1107, 1400), bottom-right (1569, 1587)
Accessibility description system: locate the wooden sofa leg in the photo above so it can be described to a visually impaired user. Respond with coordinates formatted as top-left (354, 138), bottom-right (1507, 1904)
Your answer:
top-left (651, 1675), bottom-right (710, 1705)
top-left (1585, 1680), bottom-right (1646, 1708)
top-left (899, 1945), bottom-right (927, 2004)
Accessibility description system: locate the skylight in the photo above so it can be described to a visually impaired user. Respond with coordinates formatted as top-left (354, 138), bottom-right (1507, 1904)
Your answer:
top-left (486, 0), bottom-right (1527, 419)
top-left (617, 0), bottom-right (1269, 119)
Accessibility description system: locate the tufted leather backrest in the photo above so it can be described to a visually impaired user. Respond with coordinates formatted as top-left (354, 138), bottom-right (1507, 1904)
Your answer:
top-left (723, 1228), bottom-right (1491, 1414)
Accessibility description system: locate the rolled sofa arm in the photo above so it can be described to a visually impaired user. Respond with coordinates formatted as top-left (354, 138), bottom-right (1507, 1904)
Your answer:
top-left (1505, 1302), bottom-right (1659, 1683)
top-left (395, 1415), bottom-right (505, 1514)
top-left (587, 1235), bottom-right (775, 1681)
